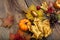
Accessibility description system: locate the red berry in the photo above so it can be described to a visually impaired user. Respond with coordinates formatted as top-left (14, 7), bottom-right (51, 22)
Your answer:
top-left (47, 7), bottom-right (54, 13)
top-left (36, 6), bottom-right (41, 10)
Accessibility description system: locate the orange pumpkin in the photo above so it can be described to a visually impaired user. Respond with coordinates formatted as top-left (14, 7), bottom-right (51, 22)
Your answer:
top-left (54, 0), bottom-right (60, 9)
top-left (19, 19), bottom-right (31, 31)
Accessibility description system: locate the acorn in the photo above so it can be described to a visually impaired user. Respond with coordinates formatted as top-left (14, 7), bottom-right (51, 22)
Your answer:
top-left (31, 10), bottom-right (38, 17)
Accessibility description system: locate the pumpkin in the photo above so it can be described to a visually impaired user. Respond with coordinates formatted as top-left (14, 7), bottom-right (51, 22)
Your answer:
top-left (54, 0), bottom-right (60, 9)
top-left (19, 19), bottom-right (31, 31)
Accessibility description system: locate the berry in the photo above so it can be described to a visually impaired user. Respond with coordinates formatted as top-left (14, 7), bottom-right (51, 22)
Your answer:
top-left (50, 13), bottom-right (58, 28)
top-left (47, 7), bottom-right (54, 13)
top-left (36, 6), bottom-right (41, 10)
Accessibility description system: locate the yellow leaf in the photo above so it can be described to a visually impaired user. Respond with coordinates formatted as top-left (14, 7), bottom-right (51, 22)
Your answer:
top-left (29, 4), bottom-right (36, 11)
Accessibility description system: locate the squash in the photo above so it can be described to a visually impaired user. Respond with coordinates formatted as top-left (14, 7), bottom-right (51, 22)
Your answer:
top-left (54, 0), bottom-right (60, 9)
top-left (19, 19), bottom-right (31, 31)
